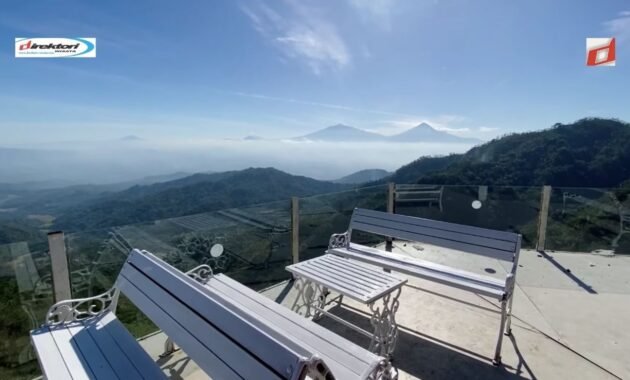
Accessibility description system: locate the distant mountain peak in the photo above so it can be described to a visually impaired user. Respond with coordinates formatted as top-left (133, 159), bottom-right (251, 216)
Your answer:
top-left (334, 169), bottom-right (392, 184)
top-left (120, 135), bottom-right (143, 141)
top-left (293, 123), bottom-right (481, 143)
top-left (295, 124), bottom-right (383, 142)
top-left (390, 123), bottom-right (481, 143)
top-left (243, 135), bottom-right (263, 141)
top-left (327, 123), bottom-right (354, 130)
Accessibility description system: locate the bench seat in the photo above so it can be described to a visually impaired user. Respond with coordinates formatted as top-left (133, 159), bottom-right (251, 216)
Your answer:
top-left (331, 243), bottom-right (506, 300)
top-left (31, 312), bottom-right (166, 380)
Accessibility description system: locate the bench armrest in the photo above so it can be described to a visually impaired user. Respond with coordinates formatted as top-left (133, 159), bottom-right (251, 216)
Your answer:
top-left (185, 264), bottom-right (214, 284)
top-left (328, 232), bottom-right (350, 249)
top-left (44, 287), bottom-right (119, 326)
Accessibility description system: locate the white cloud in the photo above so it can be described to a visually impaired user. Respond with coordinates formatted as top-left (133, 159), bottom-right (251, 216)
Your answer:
top-left (226, 90), bottom-right (426, 119)
top-left (241, 1), bottom-right (350, 74)
top-left (347, 0), bottom-right (397, 30)
top-left (604, 11), bottom-right (630, 43)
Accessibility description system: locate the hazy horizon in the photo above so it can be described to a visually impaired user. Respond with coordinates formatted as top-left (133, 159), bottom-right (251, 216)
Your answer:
top-left (2, 1), bottom-right (630, 185)
top-left (2, 1), bottom-right (629, 146)
top-left (0, 135), bottom-right (478, 184)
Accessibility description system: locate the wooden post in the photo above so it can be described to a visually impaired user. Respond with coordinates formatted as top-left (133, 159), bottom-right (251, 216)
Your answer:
top-left (48, 231), bottom-right (72, 302)
top-left (478, 185), bottom-right (488, 201)
top-left (291, 197), bottom-right (300, 264)
top-left (385, 182), bottom-right (395, 254)
top-left (536, 186), bottom-right (552, 251)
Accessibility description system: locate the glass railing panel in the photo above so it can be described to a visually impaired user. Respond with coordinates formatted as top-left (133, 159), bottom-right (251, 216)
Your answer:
top-left (546, 187), bottom-right (630, 254)
top-left (63, 199), bottom-right (294, 339)
top-left (299, 185), bottom-right (388, 261)
top-left (0, 238), bottom-right (51, 380)
top-left (394, 185), bottom-right (540, 248)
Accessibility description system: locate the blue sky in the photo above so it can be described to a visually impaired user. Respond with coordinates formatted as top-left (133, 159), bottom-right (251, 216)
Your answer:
top-left (1, 0), bottom-right (629, 145)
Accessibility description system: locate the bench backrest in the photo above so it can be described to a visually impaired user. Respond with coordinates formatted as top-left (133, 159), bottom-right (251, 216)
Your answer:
top-left (115, 249), bottom-right (331, 380)
top-left (348, 208), bottom-right (521, 266)
top-left (395, 184), bottom-right (443, 203)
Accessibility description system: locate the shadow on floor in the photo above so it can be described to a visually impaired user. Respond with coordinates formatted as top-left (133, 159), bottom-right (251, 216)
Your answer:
top-left (317, 305), bottom-right (533, 380)
top-left (539, 250), bottom-right (597, 294)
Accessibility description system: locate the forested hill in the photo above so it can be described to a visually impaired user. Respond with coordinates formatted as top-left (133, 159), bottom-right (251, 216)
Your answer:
top-left (54, 168), bottom-right (347, 231)
top-left (388, 118), bottom-right (630, 187)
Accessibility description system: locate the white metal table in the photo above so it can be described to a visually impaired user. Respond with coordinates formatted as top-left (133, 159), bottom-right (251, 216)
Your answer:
top-left (286, 254), bottom-right (407, 358)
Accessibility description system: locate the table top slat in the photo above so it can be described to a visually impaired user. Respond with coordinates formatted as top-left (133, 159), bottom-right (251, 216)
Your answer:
top-left (303, 261), bottom-right (382, 292)
top-left (287, 254), bottom-right (407, 304)
top-left (315, 255), bottom-right (399, 286)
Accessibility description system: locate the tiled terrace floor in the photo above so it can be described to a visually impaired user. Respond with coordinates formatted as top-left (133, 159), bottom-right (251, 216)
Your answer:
top-left (139, 246), bottom-right (630, 380)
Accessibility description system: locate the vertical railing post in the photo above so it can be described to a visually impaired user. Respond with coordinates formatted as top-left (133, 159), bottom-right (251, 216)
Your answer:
top-left (48, 231), bottom-right (72, 303)
top-left (536, 186), bottom-right (552, 251)
top-left (478, 185), bottom-right (488, 201)
top-left (386, 182), bottom-right (395, 253)
top-left (291, 197), bottom-right (300, 264)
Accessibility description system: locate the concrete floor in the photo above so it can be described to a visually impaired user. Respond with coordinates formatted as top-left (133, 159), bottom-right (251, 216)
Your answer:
top-left (139, 246), bottom-right (630, 380)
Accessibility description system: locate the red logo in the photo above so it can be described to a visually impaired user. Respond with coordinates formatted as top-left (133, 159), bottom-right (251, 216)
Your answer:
top-left (586, 38), bottom-right (616, 66)
top-left (19, 40), bottom-right (32, 50)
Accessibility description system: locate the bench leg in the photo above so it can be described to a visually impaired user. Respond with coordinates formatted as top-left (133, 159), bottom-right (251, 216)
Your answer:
top-left (504, 293), bottom-right (515, 336)
top-left (493, 298), bottom-right (508, 366)
top-left (313, 287), bottom-right (329, 321)
top-left (160, 337), bottom-right (179, 357)
top-left (369, 287), bottom-right (402, 358)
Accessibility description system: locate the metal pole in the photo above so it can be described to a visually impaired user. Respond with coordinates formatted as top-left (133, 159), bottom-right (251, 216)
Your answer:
top-left (536, 186), bottom-right (552, 251)
top-left (291, 197), bottom-right (300, 264)
top-left (385, 183), bottom-right (395, 252)
top-left (48, 231), bottom-right (72, 302)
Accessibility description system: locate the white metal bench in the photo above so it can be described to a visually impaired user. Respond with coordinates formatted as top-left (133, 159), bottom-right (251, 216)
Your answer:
top-left (32, 248), bottom-right (393, 379)
top-left (395, 184), bottom-right (444, 211)
top-left (326, 208), bottom-right (522, 365)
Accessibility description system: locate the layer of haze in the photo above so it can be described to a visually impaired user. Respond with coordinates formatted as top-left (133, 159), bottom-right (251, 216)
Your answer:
top-left (0, 139), bottom-right (475, 184)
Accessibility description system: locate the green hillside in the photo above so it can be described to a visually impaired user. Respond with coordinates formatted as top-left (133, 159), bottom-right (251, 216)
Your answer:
top-left (389, 118), bottom-right (630, 187)
top-left (54, 168), bottom-right (347, 230)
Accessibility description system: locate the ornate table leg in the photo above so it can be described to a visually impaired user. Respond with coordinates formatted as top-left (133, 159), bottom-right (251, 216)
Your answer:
top-left (291, 277), bottom-right (325, 319)
top-left (368, 287), bottom-right (402, 358)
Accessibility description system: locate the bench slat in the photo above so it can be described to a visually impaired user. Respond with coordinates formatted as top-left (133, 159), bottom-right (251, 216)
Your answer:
top-left (315, 254), bottom-right (397, 284)
top-left (208, 274), bottom-right (384, 379)
top-left (304, 260), bottom-right (383, 292)
top-left (31, 327), bottom-right (74, 380)
top-left (347, 243), bottom-right (506, 288)
top-left (81, 322), bottom-right (141, 380)
top-left (65, 321), bottom-right (123, 380)
top-left (48, 326), bottom-right (96, 379)
top-left (288, 264), bottom-right (373, 302)
top-left (118, 264), bottom-right (283, 380)
top-left (329, 247), bottom-right (505, 299)
top-left (354, 214), bottom-right (517, 253)
top-left (31, 312), bottom-right (165, 380)
top-left (351, 218), bottom-right (515, 260)
top-left (127, 249), bottom-right (321, 379)
top-left (82, 312), bottom-right (164, 380)
top-left (354, 208), bottom-right (519, 243)
top-left (287, 255), bottom-right (406, 304)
